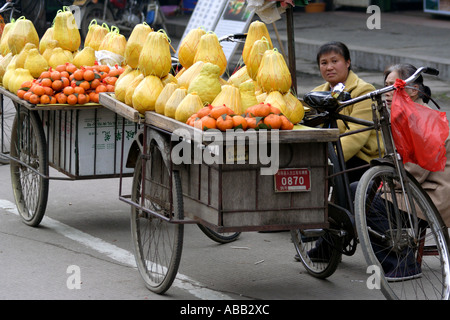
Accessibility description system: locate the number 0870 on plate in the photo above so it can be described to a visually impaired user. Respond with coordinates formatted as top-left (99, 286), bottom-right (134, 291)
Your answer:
top-left (274, 168), bottom-right (311, 192)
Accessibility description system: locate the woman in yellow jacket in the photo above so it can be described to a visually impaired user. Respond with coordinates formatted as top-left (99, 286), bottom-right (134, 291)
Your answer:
top-left (295, 42), bottom-right (382, 263)
top-left (313, 41), bottom-right (382, 182)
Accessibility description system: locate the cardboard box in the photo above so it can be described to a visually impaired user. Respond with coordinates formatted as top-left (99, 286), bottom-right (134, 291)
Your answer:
top-left (42, 107), bottom-right (138, 178)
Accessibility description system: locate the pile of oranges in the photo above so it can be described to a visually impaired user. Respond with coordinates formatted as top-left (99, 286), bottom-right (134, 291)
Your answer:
top-left (186, 102), bottom-right (294, 131)
top-left (17, 63), bottom-right (124, 105)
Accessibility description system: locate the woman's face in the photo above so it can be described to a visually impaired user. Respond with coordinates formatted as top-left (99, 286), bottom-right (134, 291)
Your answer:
top-left (384, 70), bottom-right (399, 107)
top-left (318, 51), bottom-right (351, 87)
top-left (384, 70), bottom-right (419, 107)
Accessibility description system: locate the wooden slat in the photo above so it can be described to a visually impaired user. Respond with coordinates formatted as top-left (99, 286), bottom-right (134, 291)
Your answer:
top-left (99, 93), bottom-right (141, 123)
top-left (145, 111), bottom-right (339, 143)
top-left (0, 86), bottom-right (102, 110)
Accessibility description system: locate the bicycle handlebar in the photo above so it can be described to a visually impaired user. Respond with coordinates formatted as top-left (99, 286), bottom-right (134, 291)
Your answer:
top-left (337, 66), bottom-right (439, 108)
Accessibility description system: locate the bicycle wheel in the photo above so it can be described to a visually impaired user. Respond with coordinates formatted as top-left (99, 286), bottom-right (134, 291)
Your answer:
top-left (355, 165), bottom-right (450, 300)
top-left (10, 108), bottom-right (49, 227)
top-left (291, 227), bottom-right (342, 279)
top-left (197, 224), bottom-right (241, 244)
top-left (130, 146), bottom-right (184, 294)
top-left (0, 97), bottom-right (15, 164)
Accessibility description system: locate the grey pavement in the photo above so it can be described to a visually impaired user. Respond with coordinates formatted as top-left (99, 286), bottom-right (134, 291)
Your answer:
top-left (165, 8), bottom-right (450, 112)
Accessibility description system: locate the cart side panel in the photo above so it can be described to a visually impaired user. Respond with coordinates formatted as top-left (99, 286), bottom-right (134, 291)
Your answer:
top-left (181, 140), bottom-right (329, 230)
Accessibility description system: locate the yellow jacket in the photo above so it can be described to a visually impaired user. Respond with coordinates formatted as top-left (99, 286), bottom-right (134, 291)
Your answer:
top-left (313, 70), bottom-right (383, 163)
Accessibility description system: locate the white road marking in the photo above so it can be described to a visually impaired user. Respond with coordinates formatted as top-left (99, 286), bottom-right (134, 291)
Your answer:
top-left (0, 199), bottom-right (233, 300)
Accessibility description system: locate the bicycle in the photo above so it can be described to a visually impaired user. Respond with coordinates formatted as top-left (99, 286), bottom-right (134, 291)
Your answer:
top-left (292, 67), bottom-right (450, 300)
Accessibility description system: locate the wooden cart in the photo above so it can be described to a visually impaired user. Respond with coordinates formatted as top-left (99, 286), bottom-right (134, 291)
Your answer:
top-left (100, 92), bottom-right (339, 294)
top-left (0, 87), bottom-right (139, 226)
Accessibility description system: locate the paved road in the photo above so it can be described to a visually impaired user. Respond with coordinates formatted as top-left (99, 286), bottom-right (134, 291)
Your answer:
top-left (0, 162), bottom-right (387, 302)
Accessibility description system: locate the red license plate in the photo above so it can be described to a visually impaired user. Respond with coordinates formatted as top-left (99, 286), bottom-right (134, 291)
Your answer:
top-left (274, 168), bottom-right (311, 192)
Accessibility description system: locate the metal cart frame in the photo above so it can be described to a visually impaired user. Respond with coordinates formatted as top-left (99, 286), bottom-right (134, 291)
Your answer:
top-left (0, 87), bottom-right (139, 226)
top-left (100, 92), bottom-right (339, 294)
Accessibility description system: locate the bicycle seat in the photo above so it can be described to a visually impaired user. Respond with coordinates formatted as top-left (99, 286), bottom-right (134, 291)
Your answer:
top-left (303, 91), bottom-right (352, 111)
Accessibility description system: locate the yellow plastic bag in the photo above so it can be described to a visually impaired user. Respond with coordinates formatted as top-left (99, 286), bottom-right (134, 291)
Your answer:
top-left (53, 7), bottom-right (81, 52)
top-left (7, 16), bottom-right (40, 55)
top-left (39, 27), bottom-right (54, 54)
top-left (98, 26), bottom-right (127, 57)
top-left (138, 30), bottom-right (172, 78)
top-left (175, 92), bottom-right (204, 123)
top-left (257, 48), bottom-right (292, 93)
top-left (0, 20), bottom-right (14, 56)
top-left (246, 37), bottom-right (271, 81)
top-left (86, 22), bottom-right (109, 51)
top-left (125, 23), bottom-right (153, 68)
top-left (193, 32), bottom-right (227, 76)
top-left (178, 27), bottom-right (206, 69)
top-left (132, 75), bottom-right (164, 114)
top-left (155, 82), bottom-right (179, 115)
top-left (242, 20), bottom-right (273, 67)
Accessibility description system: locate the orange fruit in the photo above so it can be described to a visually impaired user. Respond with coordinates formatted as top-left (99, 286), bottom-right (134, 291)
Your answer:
top-left (50, 96), bottom-right (57, 104)
top-left (63, 86), bottom-right (75, 96)
top-left (40, 78), bottom-right (52, 87)
top-left (55, 64), bottom-right (66, 73)
top-left (89, 92), bottom-right (99, 103)
top-left (79, 80), bottom-right (91, 91)
top-left (280, 115), bottom-right (294, 130)
top-left (74, 86), bottom-right (85, 94)
top-left (77, 93), bottom-right (88, 105)
top-left (263, 114), bottom-right (282, 129)
top-left (210, 105), bottom-right (235, 119)
top-left (73, 69), bottom-right (84, 81)
top-left (96, 84), bottom-right (107, 93)
top-left (52, 79), bottom-right (63, 91)
top-left (60, 71), bottom-right (70, 79)
top-left (29, 94), bottom-right (40, 105)
top-left (108, 67), bottom-right (121, 77)
top-left (83, 69), bottom-right (95, 82)
top-left (216, 114), bottom-right (234, 131)
top-left (23, 91), bottom-right (32, 101)
top-left (17, 89), bottom-right (27, 99)
top-left (186, 114), bottom-right (198, 126)
top-left (40, 94), bottom-right (51, 104)
top-left (20, 80), bottom-right (33, 90)
top-left (246, 117), bottom-right (263, 129)
top-left (104, 76), bottom-right (117, 86)
top-left (98, 64), bottom-right (110, 74)
top-left (106, 84), bottom-right (115, 92)
top-left (90, 78), bottom-right (101, 90)
top-left (67, 94), bottom-right (78, 105)
top-left (197, 105), bottom-right (212, 118)
top-left (40, 71), bottom-right (51, 79)
top-left (32, 85), bottom-right (45, 96)
top-left (43, 86), bottom-right (54, 96)
top-left (253, 103), bottom-right (271, 118)
top-left (61, 77), bottom-right (70, 88)
top-left (269, 105), bottom-right (282, 115)
top-left (232, 115), bottom-right (248, 130)
top-left (65, 63), bottom-right (77, 74)
top-left (196, 115), bottom-right (216, 131)
top-left (56, 93), bottom-right (67, 104)
top-left (50, 70), bottom-right (61, 81)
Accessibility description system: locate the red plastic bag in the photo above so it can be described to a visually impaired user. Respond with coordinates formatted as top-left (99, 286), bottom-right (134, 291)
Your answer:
top-left (391, 79), bottom-right (449, 172)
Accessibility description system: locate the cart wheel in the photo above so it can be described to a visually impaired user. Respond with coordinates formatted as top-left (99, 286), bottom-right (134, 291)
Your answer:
top-left (291, 228), bottom-right (342, 279)
top-left (9, 108), bottom-right (49, 227)
top-left (130, 147), bottom-right (184, 294)
top-left (197, 224), bottom-right (241, 244)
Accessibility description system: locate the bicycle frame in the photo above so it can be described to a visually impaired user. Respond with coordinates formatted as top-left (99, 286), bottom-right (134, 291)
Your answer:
top-left (302, 66), bottom-right (439, 245)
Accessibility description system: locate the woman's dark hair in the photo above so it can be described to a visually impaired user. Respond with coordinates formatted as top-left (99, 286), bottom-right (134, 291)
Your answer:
top-left (383, 63), bottom-right (432, 103)
top-left (316, 41), bottom-right (351, 70)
